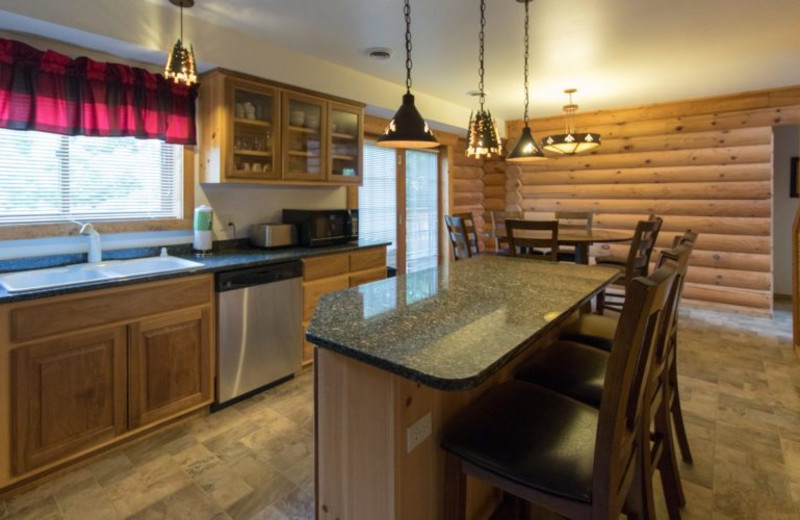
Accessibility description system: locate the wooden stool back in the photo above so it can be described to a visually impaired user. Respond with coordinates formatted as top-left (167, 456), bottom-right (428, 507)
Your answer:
top-left (625, 217), bottom-right (663, 279)
top-left (444, 215), bottom-right (474, 261)
top-left (593, 262), bottom-right (677, 518)
top-left (505, 219), bottom-right (559, 261)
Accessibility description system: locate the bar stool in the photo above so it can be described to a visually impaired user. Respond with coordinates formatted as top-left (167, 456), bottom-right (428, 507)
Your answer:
top-left (441, 264), bottom-right (677, 520)
top-left (597, 216), bottom-right (662, 314)
top-left (515, 245), bottom-right (692, 519)
top-left (564, 230), bottom-right (698, 463)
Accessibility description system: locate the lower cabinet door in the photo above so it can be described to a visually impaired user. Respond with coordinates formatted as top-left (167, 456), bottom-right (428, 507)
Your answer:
top-left (11, 327), bottom-right (128, 475)
top-left (128, 307), bottom-right (212, 429)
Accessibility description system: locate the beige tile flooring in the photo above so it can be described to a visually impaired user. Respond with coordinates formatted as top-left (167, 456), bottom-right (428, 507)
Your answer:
top-left (1, 301), bottom-right (799, 519)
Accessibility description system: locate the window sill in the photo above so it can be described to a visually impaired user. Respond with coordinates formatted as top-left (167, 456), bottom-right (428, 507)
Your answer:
top-left (0, 219), bottom-right (192, 241)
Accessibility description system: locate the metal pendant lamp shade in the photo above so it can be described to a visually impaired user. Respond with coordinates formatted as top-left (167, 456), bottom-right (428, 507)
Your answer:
top-left (465, 0), bottom-right (501, 159)
top-left (506, 0), bottom-right (545, 163)
top-left (164, 0), bottom-right (198, 86)
top-left (377, 0), bottom-right (438, 149)
top-left (542, 89), bottom-right (601, 155)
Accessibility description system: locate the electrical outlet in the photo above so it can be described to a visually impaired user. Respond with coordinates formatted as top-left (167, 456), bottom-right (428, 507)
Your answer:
top-left (406, 412), bottom-right (432, 454)
top-left (216, 213), bottom-right (234, 231)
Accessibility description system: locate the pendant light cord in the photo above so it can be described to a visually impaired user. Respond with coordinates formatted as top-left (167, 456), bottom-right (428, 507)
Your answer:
top-left (523, 0), bottom-right (530, 126)
top-left (180, 3), bottom-right (184, 43)
top-left (404, 0), bottom-right (413, 93)
top-left (477, 0), bottom-right (486, 109)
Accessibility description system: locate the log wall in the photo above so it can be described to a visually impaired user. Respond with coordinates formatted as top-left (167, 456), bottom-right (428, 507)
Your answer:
top-left (502, 86), bottom-right (800, 316)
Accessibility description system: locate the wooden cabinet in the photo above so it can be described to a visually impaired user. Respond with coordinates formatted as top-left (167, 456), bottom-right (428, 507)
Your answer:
top-left (301, 247), bottom-right (387, 365)
top-left (128, 308), bottom-right (211, 429)
top-left (328, 103), bottom-right (363, 184)
top-left (227, 78), bottom-right (281, 181)
top-left (0, 275), bottom-right (214, 486)
top-left (282, 92), bottom-right (327, 182)
top-left (200, 68), bottom-right (364, 185)
top-left (11, 327), bottom-right (127, 475)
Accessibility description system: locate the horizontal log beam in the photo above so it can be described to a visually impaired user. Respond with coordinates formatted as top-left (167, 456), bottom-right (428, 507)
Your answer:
top-left (520, 181), bottom-right (771, 201)
top-left (521, 199), bottom-right (770, 218)
top-left (518, 163), bottom-right (771, 186)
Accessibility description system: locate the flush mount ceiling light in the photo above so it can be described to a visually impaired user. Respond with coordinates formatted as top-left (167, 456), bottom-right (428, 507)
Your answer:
top-left (164, 0), bottom-right (198, 86)
top-left (542, 89), bottom-right (601, 155)
top-left (465, 0), bottom-right (501, 159)
top-left (376, 0), bottom-right (439, 149)
top-left (506, 0), bottom-right (546, 163)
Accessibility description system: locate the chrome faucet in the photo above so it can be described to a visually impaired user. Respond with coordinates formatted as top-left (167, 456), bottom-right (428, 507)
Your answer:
top-left (77, 222), bottom-right (102, 263)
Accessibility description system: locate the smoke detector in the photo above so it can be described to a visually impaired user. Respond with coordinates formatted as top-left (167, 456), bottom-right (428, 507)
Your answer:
top-left (366, 48), bottom-right (393, 60)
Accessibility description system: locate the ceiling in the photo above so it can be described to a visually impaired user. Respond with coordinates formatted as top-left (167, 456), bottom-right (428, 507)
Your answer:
top-left (1, 0), bottom-right (799, 128)
top-left (162, 0), bottom-right (800, 121)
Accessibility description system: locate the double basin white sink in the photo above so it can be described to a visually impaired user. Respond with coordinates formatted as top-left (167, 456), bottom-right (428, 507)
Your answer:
top-left (0, 256), bottom-right (204, 293)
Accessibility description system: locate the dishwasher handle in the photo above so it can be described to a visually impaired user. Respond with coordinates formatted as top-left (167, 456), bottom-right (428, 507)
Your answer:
top-left (216, 261), bottom-right (303, 292)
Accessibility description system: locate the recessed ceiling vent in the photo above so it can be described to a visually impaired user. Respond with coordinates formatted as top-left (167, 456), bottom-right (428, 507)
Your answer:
top-left (366, 48), bottom-right (393, 60)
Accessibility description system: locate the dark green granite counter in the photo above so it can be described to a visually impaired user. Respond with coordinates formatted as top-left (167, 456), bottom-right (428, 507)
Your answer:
top-left (306, 256), bottom-right (620, 390)
top-left (0, 241), bottom-right (388, 304)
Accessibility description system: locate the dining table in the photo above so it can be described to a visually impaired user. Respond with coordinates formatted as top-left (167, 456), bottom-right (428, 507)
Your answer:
top-left (490, 228), bottom-right (634, 264)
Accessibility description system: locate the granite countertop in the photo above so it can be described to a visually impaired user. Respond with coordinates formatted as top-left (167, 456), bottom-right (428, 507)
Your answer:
top-left (0, 240), bottom-right (389, 304)
top-left (306, 256), bottom-right (620, 391)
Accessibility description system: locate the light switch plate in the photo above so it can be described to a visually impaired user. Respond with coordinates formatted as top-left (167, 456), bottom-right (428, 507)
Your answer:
top-left (406, 412), bottom-right (432, 454)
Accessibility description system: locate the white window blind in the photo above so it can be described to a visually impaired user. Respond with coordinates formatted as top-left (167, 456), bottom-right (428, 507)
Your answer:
top-left (0, 128), bottom-right (183, 225)
top-left (405, 149), bottom-right (439, 273)
top-left (359, 142), bottom-right (398, 268)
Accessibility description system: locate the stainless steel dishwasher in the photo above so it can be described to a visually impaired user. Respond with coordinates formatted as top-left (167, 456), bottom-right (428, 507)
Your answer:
top-left (215, 261), bottom-right (303, 407)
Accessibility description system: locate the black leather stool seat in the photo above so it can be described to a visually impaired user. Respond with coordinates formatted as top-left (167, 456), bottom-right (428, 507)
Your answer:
top-left (515, 341), bottom-right (609, 408)
top-left (442, 380), bottom-right (597, 504)
top-left (562, 315), bottom-right (617, 352)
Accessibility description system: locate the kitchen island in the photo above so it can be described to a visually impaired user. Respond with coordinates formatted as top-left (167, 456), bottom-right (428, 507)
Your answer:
top-left (306, 255), bottom-right (620, 520)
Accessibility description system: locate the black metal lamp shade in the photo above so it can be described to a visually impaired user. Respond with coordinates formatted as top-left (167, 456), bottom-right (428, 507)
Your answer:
top-left (507, 126), bottom-right (546, 162)
top-left (376, 93), bottom-right (439, 149)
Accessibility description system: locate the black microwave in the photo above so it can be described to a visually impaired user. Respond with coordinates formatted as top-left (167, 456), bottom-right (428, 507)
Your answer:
top-left (282, 209), bottom-right (358, 247)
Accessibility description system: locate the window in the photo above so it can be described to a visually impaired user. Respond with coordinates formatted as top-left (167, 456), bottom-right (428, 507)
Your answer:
top-left (359, 142), bottom-right (440, 275)
top-left (359, 143), bottom-right (398, 268)
top-left (0, 128), bottom-right (183, 225)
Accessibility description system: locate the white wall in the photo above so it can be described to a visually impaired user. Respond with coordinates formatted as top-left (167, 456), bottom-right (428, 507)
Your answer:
top-left (198, 183), bottom-right (347, 241)
top-left (772, 125), bottom-right (800, 296)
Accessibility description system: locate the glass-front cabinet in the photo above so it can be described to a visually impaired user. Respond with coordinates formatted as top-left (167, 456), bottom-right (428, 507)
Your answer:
top-left (328, 103), bottom-right (363, 184)
top-left (282, 93), bottom-right (326, 182)
top-left (198, 69), bottom-right (364, 185)
top-left (226, 79), bottom-right (280, 180)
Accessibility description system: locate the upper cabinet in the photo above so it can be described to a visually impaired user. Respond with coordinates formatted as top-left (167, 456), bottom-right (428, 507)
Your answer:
top-left (328, 103), bottom-right (363, 184)
top-left (282, 92), bottom-right (327, 182)
top-left (199, 69), bottom-right (364, 185)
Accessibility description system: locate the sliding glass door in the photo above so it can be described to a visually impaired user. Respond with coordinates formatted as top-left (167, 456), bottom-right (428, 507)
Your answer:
top-left (359, 143), bottom-right (440, 275)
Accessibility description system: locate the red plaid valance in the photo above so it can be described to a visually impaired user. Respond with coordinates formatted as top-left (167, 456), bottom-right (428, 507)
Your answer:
top-left (0, 38), bottom-right (198, 145)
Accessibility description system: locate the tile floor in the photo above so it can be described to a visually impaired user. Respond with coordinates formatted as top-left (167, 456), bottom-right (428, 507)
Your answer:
top-left (0, 301), bottom-right (799, 519)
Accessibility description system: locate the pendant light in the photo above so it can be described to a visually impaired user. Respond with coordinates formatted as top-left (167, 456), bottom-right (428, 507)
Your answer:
top-left (542, 89), bottom-right (601, 155)
top-left (465, 0), bottom-right (501, 159)
top-left (506, 0), bottom-right (545, 163)
top-left (376, 0), bottom-right (439, 149)
top-left (164, 0), bottom-right (198, 86)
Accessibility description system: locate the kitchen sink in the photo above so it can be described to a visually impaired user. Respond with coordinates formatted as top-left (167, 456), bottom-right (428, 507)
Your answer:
top-left (102, 256), bottom-right (204, 277)
top-left (0, 256), bottom-right (204, 293)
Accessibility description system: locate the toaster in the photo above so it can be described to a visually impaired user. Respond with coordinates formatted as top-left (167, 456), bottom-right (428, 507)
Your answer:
top-left (249, 223), bottom-right (297, 248)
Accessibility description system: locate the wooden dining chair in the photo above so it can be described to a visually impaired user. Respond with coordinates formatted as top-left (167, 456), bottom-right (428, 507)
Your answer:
top-left (451, 212), bottom-right (480, 254)
top-left (444, 215), bottom-right (474, 261)
top-left (555, 211), bottom-right (593, 262)
top-left (486, 210), bottom-right (524, 252)
top-left (597, 216), bottom-right (663, 313)
top-left (559, 230), bottom-right (698, 466)
top-left (441, 263), bottom-right (677, 520)
top-left (515, 245), bottom-right (691, 519)
top-left (505, 219), bottom-right (559, 261)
